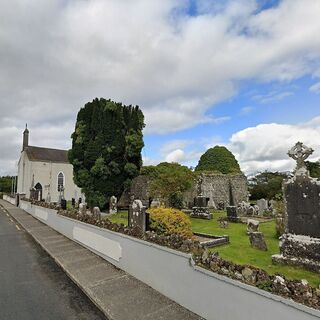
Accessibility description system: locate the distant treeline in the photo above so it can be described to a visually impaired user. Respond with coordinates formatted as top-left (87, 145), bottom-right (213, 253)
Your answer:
top-left (0, 176), bottom-right (15, 193)
top-left (249, 161), bottom-right (320, 200)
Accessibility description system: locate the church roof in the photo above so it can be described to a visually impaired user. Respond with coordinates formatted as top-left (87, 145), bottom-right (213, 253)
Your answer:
top-left (25, 146), bottom-right (69, 163)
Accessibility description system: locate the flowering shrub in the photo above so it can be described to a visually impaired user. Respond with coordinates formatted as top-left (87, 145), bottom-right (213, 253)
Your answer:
top-left (148, 207), bottom-right (193, 239)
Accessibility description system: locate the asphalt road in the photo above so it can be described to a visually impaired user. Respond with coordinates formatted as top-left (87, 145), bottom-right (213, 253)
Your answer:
top-left (0, 205), bottom-right (106, 320)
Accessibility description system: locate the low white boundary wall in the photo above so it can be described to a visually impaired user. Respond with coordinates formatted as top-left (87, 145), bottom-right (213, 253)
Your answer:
top-left (17, 200), bottom-right (320, 320)
top-left (3, 194), bottom-right (16, 205)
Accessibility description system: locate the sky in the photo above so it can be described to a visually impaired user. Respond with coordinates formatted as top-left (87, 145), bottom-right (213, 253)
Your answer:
top-left (0, 0), bottom-right (320, 176)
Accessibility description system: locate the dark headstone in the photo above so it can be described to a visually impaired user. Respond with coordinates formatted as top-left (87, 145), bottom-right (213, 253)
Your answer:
top-left (71, 198), bottom-right (75, 207)
top-left (226, 206), bottom-right (238, 222)
top-left (217, 202), bottom-right (225, 210)
top-left (194, 196), bottom-right (207, 208)
top-left (272, 142), bottom-right (320, 270)
top-left (284, 175), bottom-right (320, 238)
top-left (61, 199), bottom-right (67, 210)
top-left (145, 212), bottom-right (150, 231)
top-left (191, 195), bottom-right (212, 220)
top-left (78, 197), bottom-right (82, 204)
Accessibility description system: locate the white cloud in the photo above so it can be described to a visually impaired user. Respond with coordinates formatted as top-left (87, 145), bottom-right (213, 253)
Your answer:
top-left (142, 157), bottom-right (160, 167)
top-left (1, 0), bottom-right (320, 173)
top-left (160, 139), bottom-right (193, 154)
top-left (240, 106), bottom-right (254, 115)
top-left (165, 149), bottom-right (186, 163)
top-left (228, 117), bottom-right (320, 175)
top-left (309, 82), bottom-right (320, 94)
top-left (252, 91), bottom-right (294, 104)
top-left (151, 116), bottom-right (320, 175)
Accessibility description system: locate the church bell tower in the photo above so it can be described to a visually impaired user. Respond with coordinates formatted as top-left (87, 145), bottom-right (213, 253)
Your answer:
top-left (23, 124), bottom-right (29, 151)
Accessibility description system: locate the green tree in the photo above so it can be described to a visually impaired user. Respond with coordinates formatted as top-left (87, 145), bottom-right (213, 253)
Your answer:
top-left (249, 171), bottom-right (287, 200)
top-left (147, 162), bottom-right (194, 209)
top-left (69, 98), bottom-right (145, 208)
top-left (195, 146), bottom-right (241, 174)
top-left (306, 160), bottom-right (320, 178)
top-left (0, 176), bottom-right (13, 193)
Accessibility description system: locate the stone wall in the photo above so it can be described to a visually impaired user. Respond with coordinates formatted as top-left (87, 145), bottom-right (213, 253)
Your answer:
top-left (184, 173), bottom-right (248, 208)
top-left (119, 173), bottom-right (248, 209)
top-left (15, 199), bottom-right (320, 318)
top-left (118, 175), bottom-right (151, 208)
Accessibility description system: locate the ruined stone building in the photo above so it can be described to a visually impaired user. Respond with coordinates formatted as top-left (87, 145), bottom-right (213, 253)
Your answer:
top-left (119, 172), bottom-right (248, 209)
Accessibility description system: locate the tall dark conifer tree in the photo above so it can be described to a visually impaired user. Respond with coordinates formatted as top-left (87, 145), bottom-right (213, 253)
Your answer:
top-left (69, 98), bottom-right (145, 208)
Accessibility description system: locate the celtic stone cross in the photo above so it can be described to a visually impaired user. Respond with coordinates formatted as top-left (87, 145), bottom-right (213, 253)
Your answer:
top-left (288, 142), bottom-right (313, 176)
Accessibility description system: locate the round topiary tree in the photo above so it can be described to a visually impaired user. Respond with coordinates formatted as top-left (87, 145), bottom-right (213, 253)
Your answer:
top-left (195, 146), bottom-right (241, 174)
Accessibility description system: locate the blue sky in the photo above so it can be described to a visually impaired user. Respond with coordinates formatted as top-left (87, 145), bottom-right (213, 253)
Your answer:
top-left (0, 0), bottom-right (319, 175)
top-left (143, 75), bottom-right (320, 171)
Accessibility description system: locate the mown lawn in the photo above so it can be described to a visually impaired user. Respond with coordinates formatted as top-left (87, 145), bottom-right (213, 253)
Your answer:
top-left (108, 211), bottom-right (128, 225)
top-left (109, 210), bottom-right (320, 287)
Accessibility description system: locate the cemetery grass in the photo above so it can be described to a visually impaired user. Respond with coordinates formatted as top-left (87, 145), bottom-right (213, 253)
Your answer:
top-left (191, 211), bottom-right (320, 288)
top-left (108, 211), bottom-right (320, 287)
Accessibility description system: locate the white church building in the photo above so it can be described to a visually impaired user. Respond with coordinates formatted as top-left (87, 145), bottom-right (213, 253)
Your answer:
top-left (17, 126), bottom-right (82, 203)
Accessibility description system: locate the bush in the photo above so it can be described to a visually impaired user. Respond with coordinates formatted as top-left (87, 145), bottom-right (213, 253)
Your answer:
top-left (148, 162), bottom-right (194, 207)
top-left (148, 207), bottom-right (193, 239)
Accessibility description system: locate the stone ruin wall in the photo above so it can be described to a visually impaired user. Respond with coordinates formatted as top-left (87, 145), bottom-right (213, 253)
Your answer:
top-left (118, 175), bottom-right (151, 208)
top-left (184, 173), bottom-right (248, 209)
top-left (119, 173), bottom-right (248, 209)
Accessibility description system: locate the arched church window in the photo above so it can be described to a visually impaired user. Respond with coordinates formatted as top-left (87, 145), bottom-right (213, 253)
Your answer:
top-left (57, 172), bottom-right (64, 191)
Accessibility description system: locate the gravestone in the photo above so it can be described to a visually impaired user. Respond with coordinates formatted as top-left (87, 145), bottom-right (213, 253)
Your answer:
top-left (246, 219), bottom-right (260, 234)
top-left (246, 206), bottom-right (255, 216)
top-left (256, 199), bottom-right (268, 215)
top-left (79, 203), bottom-right (86, 216)
top-left (219, 219), bottom-right (228, 228)
top-left (60, 199), bottom-right (67, 210)
top-left (191, 195), bottom-right (212, 219)
top-left (272, 142), bottom-right (320, 272)
top-left (226, 206), bottom-right (239, 222)
top-left (45, 191), bottom-right (51, 204)
top-left (109, 196), bottom-right (117, 214)
top-left (217, 201), bottom-right (225, 210)
top-left (93, 206), bottom-right (101, 220)
top-left (249, 232), bottom-right (267, 251)
top-left (150, 198), bottom-right (161, 208)
top-left (128, 198), bottom-right (147, 234)
top-left (237, 201), bottom-right (249, 216)
top-left (71, 198), bottom-right (75, 208)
